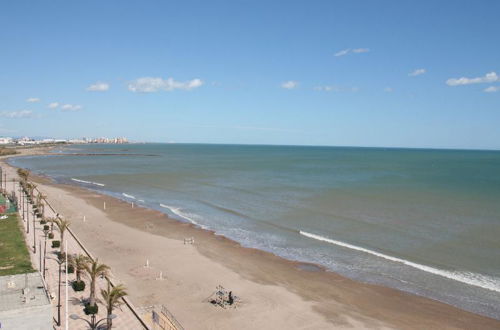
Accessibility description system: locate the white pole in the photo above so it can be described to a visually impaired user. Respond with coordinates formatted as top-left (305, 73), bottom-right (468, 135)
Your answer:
top-left (65, 240), bottom-right (68, 330)
top-left (131, 202), bottom-right (134, 208)
top-left (103, 201), bottom-right (106, 210)
top-left (83, 215), bottom-right (86, 222)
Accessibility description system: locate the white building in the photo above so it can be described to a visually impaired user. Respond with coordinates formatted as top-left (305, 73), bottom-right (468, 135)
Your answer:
top-left (0, 137), bottom-right (13, 145)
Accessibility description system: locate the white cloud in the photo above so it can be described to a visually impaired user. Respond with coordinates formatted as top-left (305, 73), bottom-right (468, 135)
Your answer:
top-left (484, 86), bottom-right (500, 93)
top-left (384, 87), bottom-right (394, 92)
top-left (446, 72), bottom-right (498, 86)
top-left (48, 102), bottom-right (59, 109)
top-left (26, 97), bottom-right (40, 103)
top-left (314, 85), bottom-right (358, 92)
top-left (409, 69), bottom-right (426, 77)
top-left (281, 81), bottom-right (299, 89)
top-left (60, 104), bottom-right (82, 111)
top-left (334, 48), bottom-right (370, 57)
top-left (86, 82), bottom-right (110, 92)
top-left (352, 48), bottom-right (370, 53)
top-left (128, 77), bottom-right (204, 93)
top-left (0, 110), bottom-right (33, 118)
top-left (334, 49), bottom-right (351, 57)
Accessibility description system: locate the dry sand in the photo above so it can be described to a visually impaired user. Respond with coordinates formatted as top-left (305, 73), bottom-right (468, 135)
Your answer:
top-left (2, 148), bottom-right (500, 329)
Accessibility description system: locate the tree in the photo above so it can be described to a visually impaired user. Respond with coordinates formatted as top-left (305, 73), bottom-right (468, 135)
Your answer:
top-left (26, 182), bottom-right (37, 199)
top-left (47, 217), bottom-right (58, 234)
top-left (54, 218), bottom-right (70, 254)
top-left (84, 258), bottom-right (110, 309)
top-left (101, 283), bottom-right (127, 329)
top-left (36, 193), bottom-right (47, 218)
top-left (17, 168), bottom-right (30, 182)
top-left (70, 254), bottom-right (90, 282)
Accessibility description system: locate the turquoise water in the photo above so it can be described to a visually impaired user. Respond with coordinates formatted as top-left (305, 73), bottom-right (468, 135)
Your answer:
top-left (10, 144), bottom-right (500, 318)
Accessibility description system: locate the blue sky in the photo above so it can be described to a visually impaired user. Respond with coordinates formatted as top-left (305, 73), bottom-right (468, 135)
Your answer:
top-left (1, 0), bottom-right (499, 149)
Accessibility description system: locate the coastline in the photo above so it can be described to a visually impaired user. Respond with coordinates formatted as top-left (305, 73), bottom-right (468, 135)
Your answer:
top-left (2, 149), bottom-right (500, 329)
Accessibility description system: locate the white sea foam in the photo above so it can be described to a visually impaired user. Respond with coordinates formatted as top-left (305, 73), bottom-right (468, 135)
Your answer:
top-left (299, 231), bottom-right (500, 293)
top-left (71, 178), bottom-right (106, 187)
top-left (122, 193), bottom-right (136, 199)
top-left (159, 203), bottom-right (205, 228)
top-left (71, 178), bottom-right (91, 184)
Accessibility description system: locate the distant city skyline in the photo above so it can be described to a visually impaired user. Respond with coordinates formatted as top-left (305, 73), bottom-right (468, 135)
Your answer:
top-left (1, 1), bottom-right (499, 150)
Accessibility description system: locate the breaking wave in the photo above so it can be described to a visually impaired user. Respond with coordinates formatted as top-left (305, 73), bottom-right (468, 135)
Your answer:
top-left (71, 178), bottom-right (106, 187)
top-left (299, 231), bottom-right (500, 293)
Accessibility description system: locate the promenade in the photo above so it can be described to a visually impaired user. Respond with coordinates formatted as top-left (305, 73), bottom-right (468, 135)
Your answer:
top-left (6, 175), bottom-right (148, 329)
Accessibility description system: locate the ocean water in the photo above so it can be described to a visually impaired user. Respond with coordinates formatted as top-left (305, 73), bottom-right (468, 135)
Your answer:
top-left (9, 144), bottom-right (500, 319)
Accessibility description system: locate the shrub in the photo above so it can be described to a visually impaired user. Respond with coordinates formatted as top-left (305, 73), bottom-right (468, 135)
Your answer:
top-left (84, 303), bottom-right (98, 315)
top-left (52, 240), bottom-right (60, 248)
top-left (40, 220), bottom-right (47, 225)
top-left (57, 252), bottom-right (66, 262)
top-left (67, 265), bottom-right (74, 273)
top-left (72, 280), bottom-right (85, 292)
top-left (48, 232), bottom-right (54, 239)
top-left (43, 225), bottom-right (50, 231)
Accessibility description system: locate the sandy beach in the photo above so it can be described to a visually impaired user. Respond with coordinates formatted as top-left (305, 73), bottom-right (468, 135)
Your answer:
top-left (2, 148), bottom-right (500, 330)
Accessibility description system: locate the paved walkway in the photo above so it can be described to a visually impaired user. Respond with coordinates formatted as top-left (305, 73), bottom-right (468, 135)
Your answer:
top-left (10, 178), bottom-right (148, 330)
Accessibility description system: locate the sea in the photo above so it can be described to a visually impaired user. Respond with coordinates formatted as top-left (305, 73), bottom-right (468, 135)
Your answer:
top-left (9, 143), bottom-right (500, 319)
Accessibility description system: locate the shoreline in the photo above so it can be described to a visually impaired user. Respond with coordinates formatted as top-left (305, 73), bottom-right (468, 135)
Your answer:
top-left (3, 149), bottom-right (500, 329)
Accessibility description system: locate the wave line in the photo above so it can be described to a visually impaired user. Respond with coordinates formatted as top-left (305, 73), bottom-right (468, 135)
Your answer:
top-left (159, 203), bottom-right (205, 228)
top-left (299, 231), bottom-right (500, 293)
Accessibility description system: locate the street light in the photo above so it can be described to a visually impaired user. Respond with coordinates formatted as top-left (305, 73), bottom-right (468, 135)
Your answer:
top-left (42, 226), bottom-right (50, 279)
top-left (70, 313), bottom-right (117, 330)
top-left (48, 256), bottom-right (65, 326)
top-left (32, 209), bottom-right (36, 253)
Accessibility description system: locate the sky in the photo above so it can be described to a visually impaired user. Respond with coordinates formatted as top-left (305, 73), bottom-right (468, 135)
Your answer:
top-left (0, 0), bottom-right (499, 149)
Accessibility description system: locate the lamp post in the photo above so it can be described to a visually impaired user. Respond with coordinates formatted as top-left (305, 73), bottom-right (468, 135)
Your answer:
top-left (39, 241), bottom-right (42, 271)
top-left (26, 191), bottom-right (29, 234)
top-left (43, 226), bottom-right (49, 279)
top-left (33, 209), bottom-right (37, 253)
top-left (49, 256), bottom-right (64, 326)
top-left (69, 313), bottom-right (117, 330)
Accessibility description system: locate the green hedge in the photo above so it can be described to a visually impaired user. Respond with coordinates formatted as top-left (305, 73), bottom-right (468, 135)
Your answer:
top-left (72, 280), bottom-right (86, 292)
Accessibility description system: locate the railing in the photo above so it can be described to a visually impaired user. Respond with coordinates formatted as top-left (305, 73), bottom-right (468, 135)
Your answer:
top-left (138, 305), bottom-right (184, 330)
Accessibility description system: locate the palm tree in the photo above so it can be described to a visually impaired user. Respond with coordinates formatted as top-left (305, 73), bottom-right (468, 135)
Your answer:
top-left (36, 193), bottom-right (47, 218)
top-left (25, 182), bottom-right (37, 200)
top-left (54, 218), bottom-right (70, 254)
top-left (70, 254), bottom-right (90, 283)
top-left (84, 258), bottom-right (110, 309)
top-left (47, 217), bottom-right (58, 234)
top-left (101, 282), bottom-right (127, 329)
top-left (17, 168), bottom-right (30, 182)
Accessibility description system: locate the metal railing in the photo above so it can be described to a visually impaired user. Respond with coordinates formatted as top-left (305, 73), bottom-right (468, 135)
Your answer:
top-left (138, 305), bottom-right (184, 330)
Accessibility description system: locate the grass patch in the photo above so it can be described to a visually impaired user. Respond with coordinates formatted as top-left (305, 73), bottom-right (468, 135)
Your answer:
top-left (0, 211), bottom-right (34, 276)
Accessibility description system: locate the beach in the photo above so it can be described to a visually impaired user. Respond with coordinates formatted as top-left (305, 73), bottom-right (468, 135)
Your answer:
top-left (1, 147), bottom-right (499, 329)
